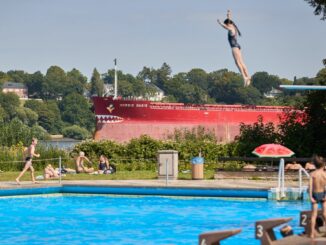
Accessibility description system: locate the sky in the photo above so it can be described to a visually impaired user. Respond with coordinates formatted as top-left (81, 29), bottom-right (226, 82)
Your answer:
top-left (0, 0), bottom-right (325, 80)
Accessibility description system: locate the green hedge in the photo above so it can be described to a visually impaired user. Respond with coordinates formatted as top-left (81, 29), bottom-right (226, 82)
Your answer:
top-left (71, 135), bottom-right (237, 171)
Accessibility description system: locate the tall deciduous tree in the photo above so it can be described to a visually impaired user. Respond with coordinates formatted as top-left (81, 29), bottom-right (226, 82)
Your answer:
top-left (24, 100), bottom-right (63, 134)
top-left (251, 72), bottom-right (281, 94)
top-left (0, 92), bottom-right (20, 121)
top-left (60, 93), bottom-right (94, 131)
top-left (43, 66), bottom-right (67, 99)
top-left (25, 71), bottom-right (45, 98)
top-left (90, 68), bottom-right (104, 96)
top-left (66, 68), bottom-right (87, 96)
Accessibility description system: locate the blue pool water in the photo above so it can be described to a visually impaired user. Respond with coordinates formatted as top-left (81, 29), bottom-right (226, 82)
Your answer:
top-left (0, 195), bottom-right (310, 245)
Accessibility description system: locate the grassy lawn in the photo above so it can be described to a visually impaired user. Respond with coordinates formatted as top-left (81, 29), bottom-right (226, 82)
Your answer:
top-left (0, 170), bottom-right (216, 182)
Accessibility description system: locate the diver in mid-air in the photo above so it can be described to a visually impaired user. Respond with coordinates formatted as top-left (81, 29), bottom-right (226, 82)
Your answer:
top-left (217, 10), bottom-right (251, 86)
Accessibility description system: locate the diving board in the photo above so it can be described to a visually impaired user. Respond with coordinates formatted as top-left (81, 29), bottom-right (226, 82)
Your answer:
top-left (280, 85), bottom-right (326, 90)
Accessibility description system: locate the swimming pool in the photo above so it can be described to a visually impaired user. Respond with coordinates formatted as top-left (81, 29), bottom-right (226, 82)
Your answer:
top-left (0, 193), bottom-right (309, 245)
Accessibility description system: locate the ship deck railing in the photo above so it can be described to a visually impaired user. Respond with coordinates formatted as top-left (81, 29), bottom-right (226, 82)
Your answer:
top-left (149, 104), bottom-right (291, 112)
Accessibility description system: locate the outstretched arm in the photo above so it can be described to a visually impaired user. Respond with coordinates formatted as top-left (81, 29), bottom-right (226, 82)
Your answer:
top-left (217, 19), bottom-right (231, 31)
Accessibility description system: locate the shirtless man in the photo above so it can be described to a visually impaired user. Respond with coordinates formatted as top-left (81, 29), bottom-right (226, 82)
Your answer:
top-left (309, 155), bottom-right (326, 238)
top-left (75, 151), bottom-right (94, 173)
top-left (16, 138), bottom-right (40, 184)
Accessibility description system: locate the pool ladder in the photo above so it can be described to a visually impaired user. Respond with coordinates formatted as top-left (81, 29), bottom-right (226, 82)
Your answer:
top-left (277, 159), bottom-right (310, 199)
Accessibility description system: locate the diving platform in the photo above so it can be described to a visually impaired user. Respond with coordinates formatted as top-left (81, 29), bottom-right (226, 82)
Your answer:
top-left (280, 85), bottom-right (326, 90)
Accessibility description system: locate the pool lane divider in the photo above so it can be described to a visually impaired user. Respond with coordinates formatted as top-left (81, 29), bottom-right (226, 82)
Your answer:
top-left (0, 185), bottom-right (268, 199)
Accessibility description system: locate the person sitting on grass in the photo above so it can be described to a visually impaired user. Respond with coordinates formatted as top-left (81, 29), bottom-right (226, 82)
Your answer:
top-left (44, 164), bottom-right (59, 179)
top-left (98, 155), bottom-right (111, 174)
top-left (75, 151), bottom-right (94, 174)
top-left (309, 155), bottom-right (326, 238)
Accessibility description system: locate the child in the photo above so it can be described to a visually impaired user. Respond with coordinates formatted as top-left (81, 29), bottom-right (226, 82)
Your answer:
top-left (309, 155), bottom-right (326, 238)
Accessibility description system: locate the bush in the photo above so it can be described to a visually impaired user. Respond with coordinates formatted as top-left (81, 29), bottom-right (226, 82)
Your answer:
top-left (62, 125), bottom-right (91, 140)
top-left (71, 131), bottom-right (235, 171)
top-left (234, 116), bottom-right (279, 156)
top-left (0, 118), bottom-right (49, 147)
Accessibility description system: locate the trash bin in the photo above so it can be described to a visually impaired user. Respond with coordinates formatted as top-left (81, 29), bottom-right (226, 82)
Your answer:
top-left (191, 156), bottom-right (204, 180)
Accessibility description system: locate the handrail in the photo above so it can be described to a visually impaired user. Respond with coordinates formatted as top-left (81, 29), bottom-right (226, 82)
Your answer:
top-left (278, 158), bottom-right (285, 198)
top-left (299, 167), bottom-right (310, 194)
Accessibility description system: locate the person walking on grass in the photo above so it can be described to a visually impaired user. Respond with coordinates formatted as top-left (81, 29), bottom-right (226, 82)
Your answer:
top-left (309, 155), bottom-right (326, 238)
top-left (217, 10), bottom-right (251, 86)
top-left (16, 138), bottom-right (40, 185)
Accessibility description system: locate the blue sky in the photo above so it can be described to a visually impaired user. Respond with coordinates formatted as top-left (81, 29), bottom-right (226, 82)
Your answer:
top-left (0, 0), bottom-right (325, 80)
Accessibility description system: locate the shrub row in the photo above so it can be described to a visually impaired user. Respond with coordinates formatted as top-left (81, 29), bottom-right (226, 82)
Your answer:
top-left (71, 135), bottom-right (238, 171)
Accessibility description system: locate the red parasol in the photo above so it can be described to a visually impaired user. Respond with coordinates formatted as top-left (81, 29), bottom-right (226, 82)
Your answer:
top-left (252, 144), bottom-right (295, 158)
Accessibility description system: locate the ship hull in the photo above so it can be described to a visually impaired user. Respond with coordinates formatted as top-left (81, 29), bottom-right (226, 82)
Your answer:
top-left (92, 97), bottom-right (289, 143)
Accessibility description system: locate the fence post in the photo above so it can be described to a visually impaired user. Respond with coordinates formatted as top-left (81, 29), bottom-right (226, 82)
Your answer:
top-left (59, 156), bottom-right (62, 184)
top-left (165, 158), bottom-right (168, 186)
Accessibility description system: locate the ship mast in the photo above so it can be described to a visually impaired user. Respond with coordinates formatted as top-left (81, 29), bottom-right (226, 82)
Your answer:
top-left (114, 58), bottom-right (118, 99)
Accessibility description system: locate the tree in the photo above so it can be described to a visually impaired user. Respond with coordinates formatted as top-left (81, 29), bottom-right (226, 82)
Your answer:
top-left (251, 72), bottom-right (281, 94)
top-left (187, 68), bottom-right (208, 90)
top-left (24, 100), bottom-right (63, 134)
top-left (208, 70), bottom-right (262, 104)
top-left (43, 66), bottom-right (67, 99)
top-left (25, 71), bottom-right (45, 98)
top-left (305, 0), bottom-right (326, 66)
top-left (7, 70), bottom-right (29, 84)
top-left (0, 71), bottom-right (9, 85)
top-left (66, 68), bottom-right (87, 96)
top-left (0, 118), bottom-right (48, 146)
top-left (118, 80), bottom-right (134, 97)
top-left (62, 125), bottom-right (90, 140)
top-left (16, 107), bottom-right (38, 127)
top-left (90, 68), bottom-right (104, 96)
top-left (149, 63), bottom-right (172, 90)
top-left (277, 68), bottom-right (326, 156)
top-left (137, 66), bottom-right (153, 83)
top-left (305, 0), bottom-right (326, 20)
top-left (60, 93), bottom-right (94, 131)
top-left (235, 116), bottom-right (279, 156)
top-left (0, 92), bottom-right (20, 121)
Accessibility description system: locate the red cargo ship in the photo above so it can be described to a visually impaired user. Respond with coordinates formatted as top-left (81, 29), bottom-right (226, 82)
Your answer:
top-left (92, 96), bottom-right (290, 143)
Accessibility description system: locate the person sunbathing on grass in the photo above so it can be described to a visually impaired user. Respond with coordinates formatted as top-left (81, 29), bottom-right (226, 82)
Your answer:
top-left (44, 164), bottom-right (59, 179)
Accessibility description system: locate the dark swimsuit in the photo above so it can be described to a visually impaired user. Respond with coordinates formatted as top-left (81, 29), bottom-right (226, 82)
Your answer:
top-left (228, 30), bottom-right (241, 49)
top-left (99, 162), bottom-right (107, 171)
top-left (313, 192), bottom-right (326, 203)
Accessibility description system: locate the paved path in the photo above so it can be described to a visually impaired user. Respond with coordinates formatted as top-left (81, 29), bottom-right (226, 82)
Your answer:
top-left (0, 179), bottom-right (309, 190)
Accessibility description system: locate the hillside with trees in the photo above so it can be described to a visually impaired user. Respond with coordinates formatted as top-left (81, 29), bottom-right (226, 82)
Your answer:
top-left (0, 63), bottom-right (324, 143)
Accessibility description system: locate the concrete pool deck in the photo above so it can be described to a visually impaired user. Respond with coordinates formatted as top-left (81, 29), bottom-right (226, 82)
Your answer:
top-left (0, 178), bottom-right (309, 190)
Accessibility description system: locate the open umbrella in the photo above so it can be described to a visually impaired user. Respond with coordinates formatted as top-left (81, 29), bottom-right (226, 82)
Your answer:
top-left (252, 144), bottom-right (295, 158)
top-left (252, 143), bottom-right (295, 199)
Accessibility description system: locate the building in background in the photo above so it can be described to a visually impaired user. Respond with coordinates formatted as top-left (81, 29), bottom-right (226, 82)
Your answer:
top-left (2, 82), bottom-right (28, 99)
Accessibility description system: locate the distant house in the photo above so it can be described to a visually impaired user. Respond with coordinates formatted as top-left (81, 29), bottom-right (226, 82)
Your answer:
top-left (2, 82), bottom-right (28, 99)
top-left (145, 84), bottom-right (165, 101)
top-left (264, 87), bottom-right (282, 98)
